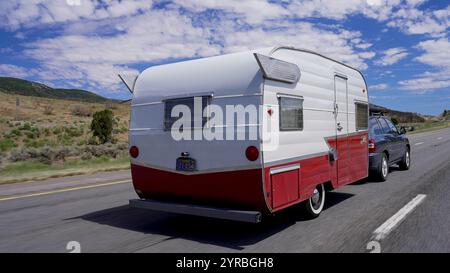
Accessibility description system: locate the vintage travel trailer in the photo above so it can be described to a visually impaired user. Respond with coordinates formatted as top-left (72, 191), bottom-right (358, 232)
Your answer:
top-left (122, 46), bottom-right (369, 223)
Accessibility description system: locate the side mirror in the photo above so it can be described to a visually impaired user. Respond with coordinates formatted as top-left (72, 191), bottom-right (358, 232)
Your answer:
top-left (399, 126), bottom-right (406, 135)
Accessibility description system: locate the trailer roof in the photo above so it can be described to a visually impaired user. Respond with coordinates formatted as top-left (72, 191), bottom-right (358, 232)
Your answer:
top-left (132, 46), bottom-right (366, 102)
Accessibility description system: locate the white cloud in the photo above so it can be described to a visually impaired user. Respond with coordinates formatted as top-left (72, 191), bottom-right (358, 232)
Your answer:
top-left (0, 64), bottom-right (31, 78)
top-left (14, 3), bottom-right (374, 92)
top-left (370, 83), bottom-right (388, 90)
top-left (0, 0), bottom-right (153, 30)
top-left (399, 38), bottom-right (450, 92)
top-left (375, 47), bottom-right (408, 66)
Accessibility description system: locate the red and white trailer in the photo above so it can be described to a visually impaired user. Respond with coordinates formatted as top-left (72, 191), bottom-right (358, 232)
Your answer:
top-left (123, 46), bottom-right (369, 223)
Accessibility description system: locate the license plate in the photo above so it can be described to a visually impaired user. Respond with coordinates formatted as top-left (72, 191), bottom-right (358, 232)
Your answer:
top-left (176, 157), bottom-right (196, 171)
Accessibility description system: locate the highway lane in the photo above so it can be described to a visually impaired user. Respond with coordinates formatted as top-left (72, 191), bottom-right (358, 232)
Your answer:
top-left (0, 127), bottom-right (449, 253)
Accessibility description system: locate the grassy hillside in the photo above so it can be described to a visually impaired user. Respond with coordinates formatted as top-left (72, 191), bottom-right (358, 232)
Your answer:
top-left (0, 77), bottom-right (111, 102)
top-left (369, 104), bottom-right (425, 123)
top-left (0, 92), bottom-right (130, 183)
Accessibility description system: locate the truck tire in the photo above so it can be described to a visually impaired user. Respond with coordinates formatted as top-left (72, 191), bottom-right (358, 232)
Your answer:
top-left (399, 147), bottom-right (410, 170)
top-left (303, 184), bottom-right (325, 219)
top-left (375, 153), bottom-right (389, 181)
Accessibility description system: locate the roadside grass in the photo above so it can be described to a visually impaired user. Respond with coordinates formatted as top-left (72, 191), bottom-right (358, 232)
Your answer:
top-left (0, 156), bottom-right (130, 184)
top-left (403, 120), bottom-right (450, 134)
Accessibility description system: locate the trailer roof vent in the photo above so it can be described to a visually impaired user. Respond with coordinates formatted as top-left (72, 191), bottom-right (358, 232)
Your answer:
top-left (254, 53), bottom-right (301, 84)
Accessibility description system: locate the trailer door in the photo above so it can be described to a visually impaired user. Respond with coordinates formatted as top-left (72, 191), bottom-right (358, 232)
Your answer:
top-left (334, 75), bottom-right (350, 185)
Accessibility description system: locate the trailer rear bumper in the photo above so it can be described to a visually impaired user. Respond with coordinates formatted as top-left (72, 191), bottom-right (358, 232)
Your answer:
top-left (129, 199), bottom-right (262, 223)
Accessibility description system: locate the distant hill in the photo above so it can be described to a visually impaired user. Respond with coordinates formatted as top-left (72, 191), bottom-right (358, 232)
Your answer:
top-left (0, 77), bottom-right (110, 103)
top-left (369, 104), bottom-right (426, 123)
top-left (439, 109), bottom-right (450, 120)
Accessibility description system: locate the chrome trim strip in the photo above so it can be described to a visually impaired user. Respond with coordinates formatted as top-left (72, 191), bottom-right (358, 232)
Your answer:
top-left (270, 163), bottom-right (300, 175)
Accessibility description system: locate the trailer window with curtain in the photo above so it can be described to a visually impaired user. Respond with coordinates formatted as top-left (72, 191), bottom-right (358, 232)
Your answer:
top-left (355, 102), bottom-right (369, 130)
top-left (278, 95), bottom-right (304, 131)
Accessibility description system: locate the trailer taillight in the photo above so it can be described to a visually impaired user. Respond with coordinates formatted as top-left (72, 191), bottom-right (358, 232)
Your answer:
top-left (130, 146), bottom-right (139, 158)
top-left (368, 139), bottom-right (376, 153)
top-left (245, 146), bottom-right (259, 161)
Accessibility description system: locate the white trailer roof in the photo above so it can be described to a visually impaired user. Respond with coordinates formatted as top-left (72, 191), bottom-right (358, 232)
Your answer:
top-left (132, 46), bottom-right (367, 102)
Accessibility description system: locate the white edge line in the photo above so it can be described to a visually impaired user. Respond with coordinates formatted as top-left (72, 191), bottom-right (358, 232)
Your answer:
top-left (0, 180), bottom-right (132, 202)
top-left (414, 142), bottom-right (424, 146)
top-left (372, 194), bottom-right (426, 241)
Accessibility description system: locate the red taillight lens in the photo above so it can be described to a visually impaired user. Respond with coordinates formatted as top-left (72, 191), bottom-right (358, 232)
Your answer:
top-left (245, 146), bottom-right (259, 161)
top-left (129, 146), bottom-right (139, 158)
top-left (368, 139), bottom-right (376, 153)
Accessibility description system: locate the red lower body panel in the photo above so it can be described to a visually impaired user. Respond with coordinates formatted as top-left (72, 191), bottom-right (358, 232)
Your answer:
top-left (131, 164), bottom-right (269, 212)
top-left (131, 132), bottom-right (368, 215)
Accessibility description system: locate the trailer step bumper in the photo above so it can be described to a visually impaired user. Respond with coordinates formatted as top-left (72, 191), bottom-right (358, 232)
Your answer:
top-left (129, 199), bottom-right (262, 223)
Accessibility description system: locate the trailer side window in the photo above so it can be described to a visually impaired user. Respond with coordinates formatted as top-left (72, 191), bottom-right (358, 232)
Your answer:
top-left (279, 96), bottom-right (303, 131)
top-left (355, 103), bottom-right (368, 130)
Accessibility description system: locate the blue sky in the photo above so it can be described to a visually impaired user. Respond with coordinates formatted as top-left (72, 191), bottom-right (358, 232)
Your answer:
top-left (0, 0), bottom-right (449, 115)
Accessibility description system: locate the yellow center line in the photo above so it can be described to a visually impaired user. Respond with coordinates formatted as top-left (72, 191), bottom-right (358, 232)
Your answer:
top-left (0, 180), bottom-right (132, 202)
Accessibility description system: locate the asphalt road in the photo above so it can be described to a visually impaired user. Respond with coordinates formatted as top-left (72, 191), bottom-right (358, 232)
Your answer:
top-left (0, 127), bottom-right (449, 253)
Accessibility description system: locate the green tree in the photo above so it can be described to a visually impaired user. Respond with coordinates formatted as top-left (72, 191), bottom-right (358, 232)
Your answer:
top-left (90, 109), bottom-right (113, 144)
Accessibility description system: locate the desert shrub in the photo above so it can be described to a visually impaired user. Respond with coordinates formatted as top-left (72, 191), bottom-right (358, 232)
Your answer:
top-left (84, 144), bottom-right (119, 158)
top-left (57, 133), bottom-right (74, 146)
top-left (25, 139), bottom-right (56, 149)
top-left (19, 123), bottom-right (32, 131)
top-left (64, 126), bottom-right (84, 138)
top-left (9, 148), bottom-right (39, 162)
top-left (54, 147), bottom-right (71, 161)
top-left (0, 139), bottom-right (17, 152)
top-left (38, 147), bottom-right (55, 164)
top-left (87, 136), bottom-right (98, 145)
top-left (43, 105), bottom-right (53, 115)
top-left (81, 152), bottom-right (92, 160)
top-left (77, 139), bottom-right (87, 146)
top-left (42, 128), bottom-right (51, 136)
top-left (116, 142), bottom-right (128, 151)
top-left (25, 131), bottom-right (38, 139)
top-left (52, 127), bottom-right (62, 135)
top-left (9, 129), bottom-right (22, 137)
top-left (90, 109), bottom-right (113, 144)
top-left (71, 105), bottom-right (92, 117)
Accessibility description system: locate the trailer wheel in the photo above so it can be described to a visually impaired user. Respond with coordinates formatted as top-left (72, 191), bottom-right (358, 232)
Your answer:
top-left (303, 183), bottom-right (325, 219)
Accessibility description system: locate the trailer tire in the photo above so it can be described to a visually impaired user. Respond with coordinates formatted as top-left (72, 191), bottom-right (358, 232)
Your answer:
top-left (303, 183), bottom-right (325, 219)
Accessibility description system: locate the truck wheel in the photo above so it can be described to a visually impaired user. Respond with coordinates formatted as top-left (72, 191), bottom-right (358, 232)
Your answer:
top-left (398, 148), bottom-right (410, 170)
top-left (303, 184), bottom-right (325, 219)
top-left (375, 153), bottom-right (389, 181)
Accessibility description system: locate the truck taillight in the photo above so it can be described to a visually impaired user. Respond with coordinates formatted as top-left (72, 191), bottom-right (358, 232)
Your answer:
top-left (368, 139), bottom-right (376, 153)
top-left (129, 146), bottom-right (139, 158)
top-left (245, 146), bottom-right (259, 161)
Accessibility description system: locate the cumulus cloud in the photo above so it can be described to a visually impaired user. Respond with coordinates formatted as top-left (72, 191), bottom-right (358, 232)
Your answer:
top-left (1, 1), bottom-right (374, 92)
top-left (0, 0), bottom-right (447, 95)
top-left (399, 38), bottom-right (450, 92)
top-left (375, 47), bottom-right (409, 66)
top-left (0, 0), bottom-right (153, 30)
top-left (370, 83), bottom-right (388, 90)
top-left (0, 64), bottom-right (31, 78)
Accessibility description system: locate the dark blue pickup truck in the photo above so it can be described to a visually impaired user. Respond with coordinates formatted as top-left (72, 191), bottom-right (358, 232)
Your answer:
top-left (369, 115), bottom-right (411, 181)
